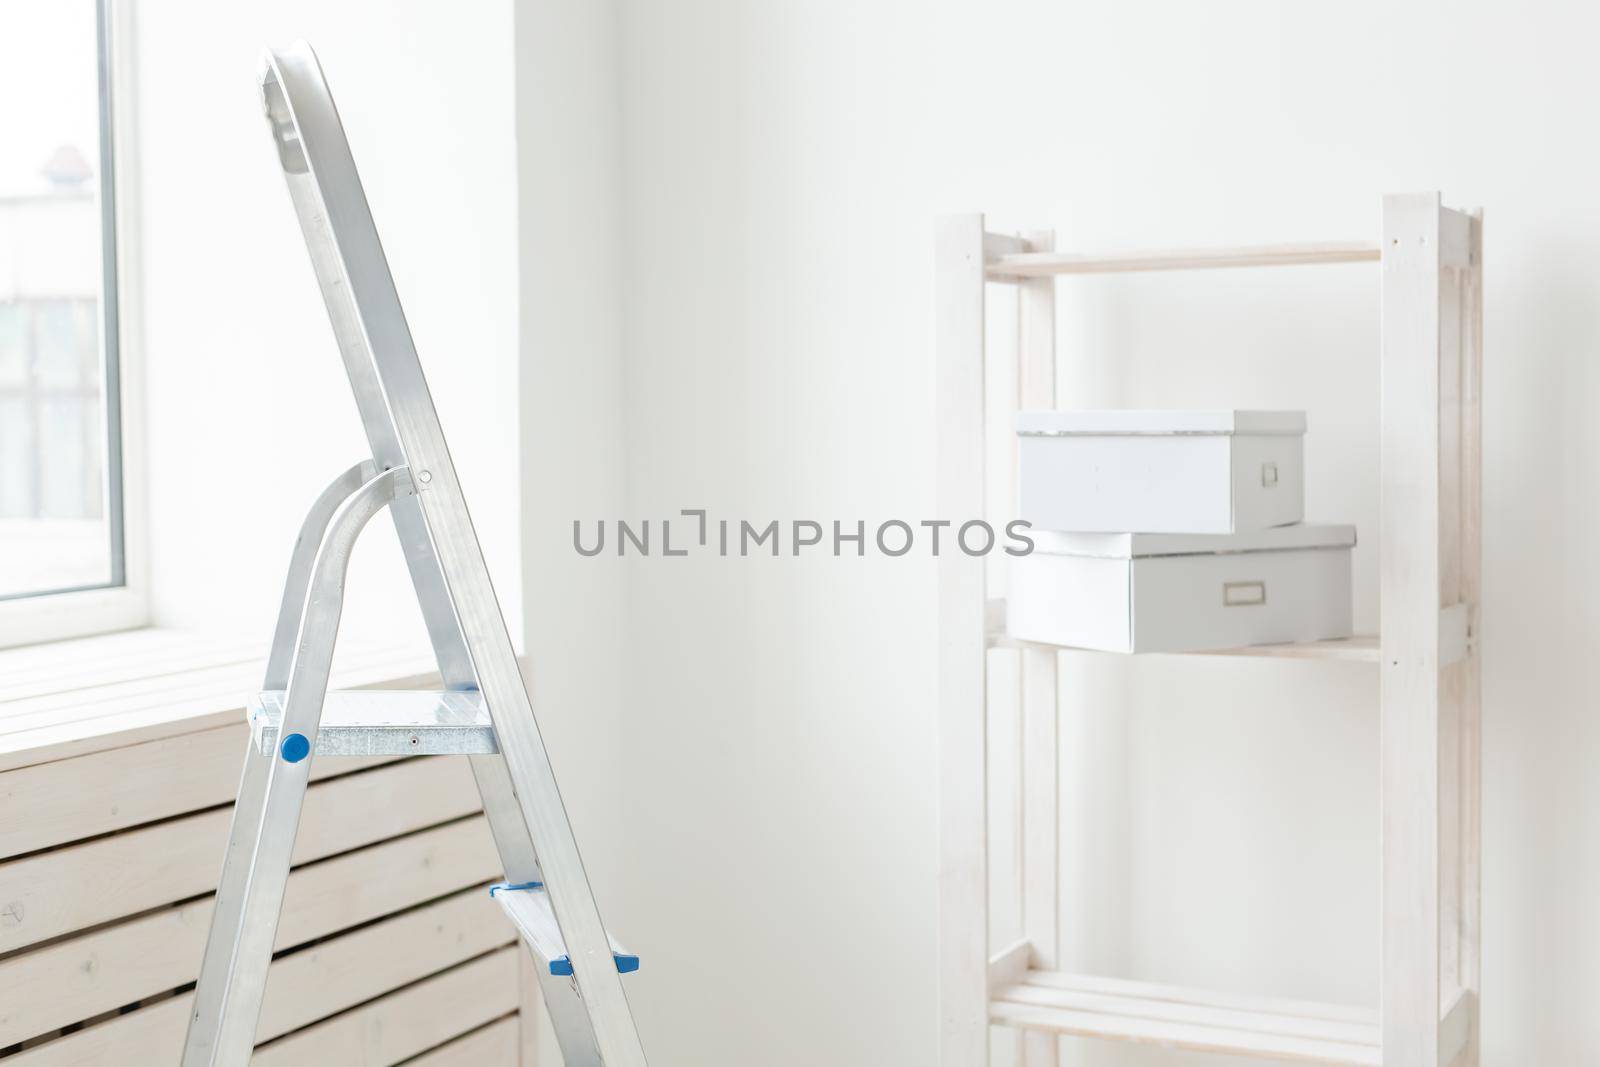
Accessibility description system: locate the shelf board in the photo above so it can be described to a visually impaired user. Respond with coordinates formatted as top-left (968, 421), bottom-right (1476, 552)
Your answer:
top-left (986, 597), bottom-right (1378, 662)
top-left (990, 970), bottom-right (1380, 1066)
top-left (988, 632), bottom-right (1379, 663)
top-left (984, 240), bottom-right (1381, 279)
top-left (1196, 634), bottom-right (1379, 663)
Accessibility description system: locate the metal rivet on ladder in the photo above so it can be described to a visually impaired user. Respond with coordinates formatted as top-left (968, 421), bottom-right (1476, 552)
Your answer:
top-left (417, 469), bottom-right (432, 483)
top-left (280, 733), bottom-right (311, 763)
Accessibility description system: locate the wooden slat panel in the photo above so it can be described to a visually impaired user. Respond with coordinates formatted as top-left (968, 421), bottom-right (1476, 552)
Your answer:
top-left (5, 893), bottom-right (514, 1065)
top-left (0, 660), bottom-right (308, 732)
top-left (402, 1016), bottom-right (521, 1065)
top-left (0, 637), bottom-right (528, 1060)
top-left (0, 722), bottom-right (402, 861)
top-left (253, 948), bottom-right (520, 1066)
top-left (7, 985), bottom-right (190, 1065)
top-left (257, 889), bottom-right (512, 1041)
top-left (0, 756), bottom-right (483, 953)
top-left (0, 634), bottom-right (261, 702)
top-left (2, 723), bottom-right (247, 860)
top-left (0, 818), bottom-right (500, 1046)
top-left (0, 636), bottom-right (426, 732)
top-left (0, 650), bottom-right (436, 773)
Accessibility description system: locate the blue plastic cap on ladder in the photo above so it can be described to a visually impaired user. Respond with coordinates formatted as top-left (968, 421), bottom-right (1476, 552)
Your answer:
top-left (280, 733), bottom-right (311, 763)
top-left (549, 952), bottom-right (640, 977)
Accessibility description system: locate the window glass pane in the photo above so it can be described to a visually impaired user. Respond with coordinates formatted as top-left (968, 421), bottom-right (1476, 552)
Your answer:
top-left (35, 300), bottom-right (96, 388)
top-left (0, 396), bottom-right (33, 516)
top-left (39, 395), bottom-right (98, 519)
top-left (0, 0), bottom-right (119, 598)
top-left (0, 305), bottom-right (25, 387)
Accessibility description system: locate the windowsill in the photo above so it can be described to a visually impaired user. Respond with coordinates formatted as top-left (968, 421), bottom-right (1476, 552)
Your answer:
top-left (0, 583), bottom-right (147, 650)
top-left (0, 628), bottom-right (438, 771)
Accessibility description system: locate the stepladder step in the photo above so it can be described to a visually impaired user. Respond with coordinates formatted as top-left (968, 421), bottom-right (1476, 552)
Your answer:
top-left (249, 689), bottom-right (499, 757)
top-left (491, 881), bottom-right (640, 976)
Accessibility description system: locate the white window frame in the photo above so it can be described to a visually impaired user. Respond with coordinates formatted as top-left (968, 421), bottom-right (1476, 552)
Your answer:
top-left (0, 0), bottom-right (146, 649)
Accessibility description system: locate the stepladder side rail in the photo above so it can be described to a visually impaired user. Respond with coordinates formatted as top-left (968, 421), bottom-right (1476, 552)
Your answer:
top-left (185, 40), bottom-right (649, 1067)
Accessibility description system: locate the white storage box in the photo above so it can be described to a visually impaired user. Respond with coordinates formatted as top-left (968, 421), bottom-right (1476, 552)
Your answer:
top-left (1007, 523), bottom-right (1355, 653)
top-left (1016, 410), bottom-right (1306, 533)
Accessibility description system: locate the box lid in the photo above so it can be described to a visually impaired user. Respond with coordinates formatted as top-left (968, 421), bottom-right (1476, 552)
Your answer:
top-left (1028, 523), bottom-right (1356, 559)
top-left (1015, 409), bottom-right (1307, 437)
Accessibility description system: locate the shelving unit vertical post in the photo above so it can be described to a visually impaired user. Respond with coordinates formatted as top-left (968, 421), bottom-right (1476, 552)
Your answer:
top-left (937, 193), bottom-right (1483, 1067)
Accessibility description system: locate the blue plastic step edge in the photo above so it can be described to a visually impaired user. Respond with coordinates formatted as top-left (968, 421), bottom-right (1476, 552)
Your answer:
top-left (551, 952), bottom-right (640, 977)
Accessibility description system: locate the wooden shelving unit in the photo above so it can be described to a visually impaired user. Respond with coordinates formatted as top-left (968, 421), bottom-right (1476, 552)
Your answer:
top-left (938, 194), bottom-right (1483, 1067)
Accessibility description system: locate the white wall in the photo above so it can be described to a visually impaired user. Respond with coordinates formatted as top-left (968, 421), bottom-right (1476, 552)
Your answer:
top-left (132, 0), bottom-right (521, 650)
top-left (513, 0), bottom-right (631, 1061)
top-left (525, 1), bottom-right (1599, 1064)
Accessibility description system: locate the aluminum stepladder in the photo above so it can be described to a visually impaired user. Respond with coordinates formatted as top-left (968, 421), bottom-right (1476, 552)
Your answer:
top-left (179, 42), bottom-right (648, 1067)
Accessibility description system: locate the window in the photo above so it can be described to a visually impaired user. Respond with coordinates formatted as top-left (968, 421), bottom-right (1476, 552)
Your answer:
top-left (0, 0), bottom-right (139, 645)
